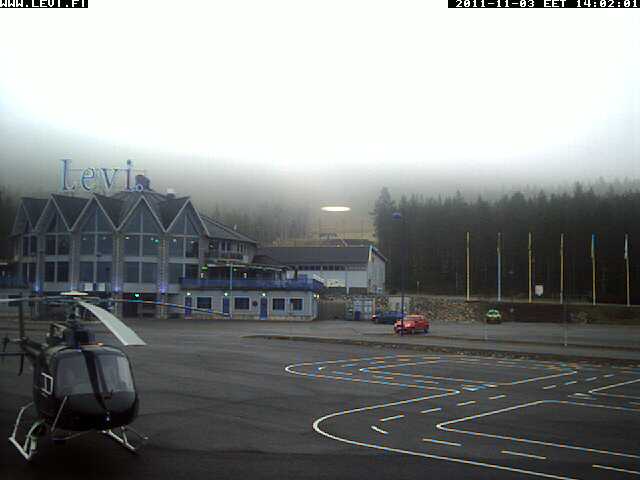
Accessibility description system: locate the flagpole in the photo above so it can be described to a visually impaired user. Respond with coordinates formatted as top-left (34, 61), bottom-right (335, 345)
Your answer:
top-left (528, 232), bottom-right (532, 303)
top-left (625, 234), bottom-right (630, 307)
top-left (466, 231), bottom-right (470, 302)
top-left (591, 234), bottom-right (596, 306)
top-left (560, 233), bottom-right (564, 305)
top-left (497, 232), bottom-right (502, 302)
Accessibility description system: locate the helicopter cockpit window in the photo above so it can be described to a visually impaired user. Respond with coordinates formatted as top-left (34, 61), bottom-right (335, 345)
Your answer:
top-left (55, 355), bottom-right (93, 396)
top-left (96, 353), bottom-right (135, 393)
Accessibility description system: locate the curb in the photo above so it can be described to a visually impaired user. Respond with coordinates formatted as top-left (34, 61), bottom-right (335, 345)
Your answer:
top-left (245, 334), bottom-right (640, 367)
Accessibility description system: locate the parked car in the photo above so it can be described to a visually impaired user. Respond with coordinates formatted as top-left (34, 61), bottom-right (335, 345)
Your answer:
top-left (371, 310), bottom-right (404, 324)
top-left (485, 309), bottom-right (502, 324)
top-left (394, 314), bottom-right (429, 334)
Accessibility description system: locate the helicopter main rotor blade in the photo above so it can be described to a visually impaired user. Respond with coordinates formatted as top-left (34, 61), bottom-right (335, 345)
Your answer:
top-left (78, 301), bottom-right (146, 347)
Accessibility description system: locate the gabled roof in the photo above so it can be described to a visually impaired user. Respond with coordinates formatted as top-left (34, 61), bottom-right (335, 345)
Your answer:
top-left (200, 214), bottom-right (257, 244)
top-left (94, 194), bottom-right (125, 227)
top-left (256, 246), bottom-right (379, 265)
top-left (21, 198), bottom-right (48, 228)
top-left (160, 197), bottom-right (189, 229)
top-left (51, 194), bottom-right (88, 229)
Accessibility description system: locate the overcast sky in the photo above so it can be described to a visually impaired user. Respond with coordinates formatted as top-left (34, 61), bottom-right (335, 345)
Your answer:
top-left (0, 1), bottom-right (639, 212)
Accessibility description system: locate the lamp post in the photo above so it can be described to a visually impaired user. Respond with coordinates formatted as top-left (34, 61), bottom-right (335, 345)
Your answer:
top-left (392, 211), bottom-right (406, 336)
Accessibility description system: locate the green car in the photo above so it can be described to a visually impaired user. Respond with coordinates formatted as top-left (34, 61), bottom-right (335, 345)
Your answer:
top-left (485, 309), bottom-right (502, 324)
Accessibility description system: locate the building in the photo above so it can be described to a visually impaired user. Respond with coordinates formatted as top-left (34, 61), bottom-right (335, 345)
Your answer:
top-left (7, 187), bottom-right (322, 320)
top-left (256, 246), bottom-right (386, 294)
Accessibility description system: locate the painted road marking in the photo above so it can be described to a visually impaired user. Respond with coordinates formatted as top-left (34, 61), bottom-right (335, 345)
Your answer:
top-left (585, 377), bottom-right (597, 382)
top-left (380, 414), bottom-right (405, 422)
top-left (502, 450), bottom-right (547, 460)
top-left (564, 381), bottom-right (577, 385)
top-left (438, 400), bottom-right (640, 459)
top-left (489, 395), bottom-right (506, 400)
top-left (309, 383), bottom-right (580, 479)
top-left (333, 371), bottom-right (353, 376)
top-left (416, 380), bottom-right (439, 384)
top-left (542, 385), bottom-right (557, 390)
top-left (420, 407), bottom-right (443, 414)
top-left (422, 438), bottom-right (461, 447)
top-left (569, 394), bottom-right (595, 400)
top-left (371, 426), bottom-right (388, 435)
top-left (593, 464), bottom-right (640, 475)
top-left (590, 378), bottom-right (640, 400)
top-left (457, 401), bottom-right (476, 406)
top-left (317, 366), bottom-right (326, 370)
top-left (604, 374), bottom-right (615, 378)
top-left (629, 402), bottom-right (640, 406)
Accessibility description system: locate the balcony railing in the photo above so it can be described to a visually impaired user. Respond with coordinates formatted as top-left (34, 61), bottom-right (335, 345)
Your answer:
top-left (180, 278), bottom-right (324, 292)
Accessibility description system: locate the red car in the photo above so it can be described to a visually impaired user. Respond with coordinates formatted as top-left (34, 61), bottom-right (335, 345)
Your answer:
top-left (394, 314), bottom-right (429, 334)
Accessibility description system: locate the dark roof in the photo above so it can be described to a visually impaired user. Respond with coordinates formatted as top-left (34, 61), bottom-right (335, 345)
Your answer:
top-left (94, 194), bottom-right (125, 227)
top-left (160, 197), bottom-right (189, 229)
top-left (21, 198), bottom-right (48, 227)
top-left (16, 191), bottom-right (256, 244)
top-left (52, 194), bottom-right (88, 228)
top-left (200, 215), bottom-right (257, 244)
top-left (256, 246), bottom-right (378, 265)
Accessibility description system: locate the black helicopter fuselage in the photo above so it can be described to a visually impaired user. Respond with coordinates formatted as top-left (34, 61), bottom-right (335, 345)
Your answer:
top-left (30, 341), bottom-right (139, 432)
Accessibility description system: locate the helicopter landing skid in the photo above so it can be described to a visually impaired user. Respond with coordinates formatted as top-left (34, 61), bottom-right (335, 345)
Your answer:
top-left (8, 402), bottom-right (46, 461)
top-left (101, 426), bottom-right (148, 453)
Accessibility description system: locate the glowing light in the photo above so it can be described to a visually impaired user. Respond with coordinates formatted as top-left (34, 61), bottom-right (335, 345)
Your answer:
top-left (321, 206), bottom-right (351, 212)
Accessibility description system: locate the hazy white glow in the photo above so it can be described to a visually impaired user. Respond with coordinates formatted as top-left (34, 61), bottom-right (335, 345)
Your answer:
top-left (322, 206), bottom-right (351, 212)
top-left (0, 0), bottom-right (638, 182)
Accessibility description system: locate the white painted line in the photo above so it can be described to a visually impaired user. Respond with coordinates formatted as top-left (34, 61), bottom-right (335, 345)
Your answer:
top-left (585, 377), bottom-right (597, 382)
top-left (422, 438), bottom-right (461, 447)
top-left (593, 464), bottom-right (640, 475)
top-left (332, 371), bottom-right (353, 376)
top-left (313, 398), bottom-right (579, 480)
top-left (590, 378), bottom-right (640, 400)
top-left (564, 381), bottom-right (577, 385)
top-left (416, 380), bottom-right (439, 384)
top-left (457, 401), bottom-right (476, 406)
top-left (420, 407), bottom-right (443, 414)
top-left (629, 402), bottom-right (640, 406)
top-left (502, 450), bottom-right (547, 460)
top-left (542, 385), bottom-right (557, 390)
top-left (380, 414), bottom-right (405, 422)
top-left (568, 394), bottom-right (595, 400)
top-left (604, 374), bottom-right (615, 378)
top-left (317, 366), bottom-right (326, 371)
top-left (438, 400), bottom-right (640, 459)
top-left (489, 395), bottom-right (506, 400)
top-left (371, 426), bottom-right (388, 435)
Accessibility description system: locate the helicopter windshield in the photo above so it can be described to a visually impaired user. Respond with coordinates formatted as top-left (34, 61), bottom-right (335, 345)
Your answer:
top-left (95, 353), bottom-right (135, 393)
top-left (55, 351), bottom-right (135, 397)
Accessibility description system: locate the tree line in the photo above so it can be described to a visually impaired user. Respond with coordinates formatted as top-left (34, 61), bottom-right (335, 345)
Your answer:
top-left (373, 185), bottom-right (640, 304)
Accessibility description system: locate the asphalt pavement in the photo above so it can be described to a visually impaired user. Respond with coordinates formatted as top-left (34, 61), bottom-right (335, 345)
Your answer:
top-left (1, 320), bottom-right (639, 479)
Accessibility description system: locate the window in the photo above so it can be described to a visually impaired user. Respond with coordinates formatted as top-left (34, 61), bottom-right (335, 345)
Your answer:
top-left (234, 297), bottom-right (250, 310)
top-left (196, 297), bottom-right (212, 310)
top-left (22, 236), bottom-right (29, 256)
top-left (80, 234), bottom-right (95, 255)
top-left (124, 262), bottom-right (139, 283)
top-left (142, 235), bottom-right (160, 256)
top-left (97, 235), bottom-right (113, 254)
top-left (97, 262), bottom-right (111, 283)
top-left (57, 235), bottom-right (70, 255)
top-left (169, 263), bottom-right (182, 283)
top-left (184, 264), bottom-right (199, 279)
top-left (124, 236), bottom-right (139, 256)
top-left (45, 262), bottom-right (55, 282)
top-left (272, 298), bottom-right (285, 311)
top-left (45, 235), bottom-right (56, 255)
top-left (79, 262), bottom-right (94, 282)
top-left (29, 236), bottom-right (37, 256)
top-left (141, 263), bottom-right (157, 283)
top-left (290, 298), bottom-right (303, 311)
top-left (57, 262), bottom-right (69, 282)
top-left (185, 239), bottom-right (198, 258)
top-left (23, 263), bottom-right (35, 283)
top-left (169, 237), bottom-right (184, 257)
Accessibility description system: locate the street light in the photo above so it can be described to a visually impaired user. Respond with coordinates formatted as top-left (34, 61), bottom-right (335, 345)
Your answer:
top-left (392, 211), bottom-right (406, 336)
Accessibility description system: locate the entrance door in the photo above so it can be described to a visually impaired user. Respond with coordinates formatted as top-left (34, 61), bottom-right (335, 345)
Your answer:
top-left (184, 295), bottom-right (192, 317)
top-left (260, 297), bottom-right (268, 320)
top-left (222, 297), bottom-right (230, 315)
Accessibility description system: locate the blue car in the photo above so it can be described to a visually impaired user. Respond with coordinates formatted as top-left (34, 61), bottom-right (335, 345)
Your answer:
top-left (371, 310), bottom-right (404, 324)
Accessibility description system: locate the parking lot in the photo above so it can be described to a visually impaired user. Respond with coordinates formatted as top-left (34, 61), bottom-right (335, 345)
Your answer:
top-left (1, 320), bottom-right (639, 479)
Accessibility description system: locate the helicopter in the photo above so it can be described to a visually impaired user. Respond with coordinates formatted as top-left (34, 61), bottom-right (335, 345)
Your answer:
top-left (0, 291), bottom-right (148, 461)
